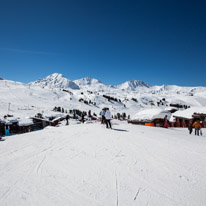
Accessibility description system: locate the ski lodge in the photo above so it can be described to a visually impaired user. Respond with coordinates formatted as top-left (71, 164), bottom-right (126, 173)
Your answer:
top-left (129, 107), bottom-right (206, 128)
top-left (129, 108), bottom-right (171, 127)
top-left (170, 107), bottom-right (206, 128)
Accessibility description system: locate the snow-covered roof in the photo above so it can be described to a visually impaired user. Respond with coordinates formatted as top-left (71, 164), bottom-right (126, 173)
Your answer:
top-left (18, 118), bottom-right (33, 126)
top-left (170, 107), bottom-right (206, 121)
top-left (131, 108), bottom-right (170, 121)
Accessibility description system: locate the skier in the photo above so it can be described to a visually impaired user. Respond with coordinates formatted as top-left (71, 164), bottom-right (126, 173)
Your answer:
top-left (105, 108), bottom-right (112, 129)
top-left (163, 115), bottom-right (168, 128)
top-left (88, 110), bottom-right (92, 122)
top-left (192, 120), bottom-right (201, 136)
top-left (188, 122), bottom-right (193, 134)
top-left (99, 109), bottom-right (105, 124)
top-left (65, 115), bottom-right (69, 125)
top-left (5, 124), bottom-right (10, 136)
top-left (81, 112), bottom-right (85, 123)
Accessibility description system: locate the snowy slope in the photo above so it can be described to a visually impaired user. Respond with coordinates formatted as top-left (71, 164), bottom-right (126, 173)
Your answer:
top-left (30, 73), bottom-right (80, 90)
top-left (0, 120), bottom-right (206, 206)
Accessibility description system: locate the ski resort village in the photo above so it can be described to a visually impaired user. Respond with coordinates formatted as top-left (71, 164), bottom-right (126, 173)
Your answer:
top-left (0, 73), bottom-right (206, 206)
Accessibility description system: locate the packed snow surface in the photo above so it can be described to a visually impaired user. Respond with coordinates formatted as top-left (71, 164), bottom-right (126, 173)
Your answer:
top-left (0, 120), bottom-right (206, 206)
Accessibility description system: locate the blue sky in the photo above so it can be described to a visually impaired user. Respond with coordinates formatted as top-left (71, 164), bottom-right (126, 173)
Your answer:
top-left (0, 0), bottom-right (205, 86)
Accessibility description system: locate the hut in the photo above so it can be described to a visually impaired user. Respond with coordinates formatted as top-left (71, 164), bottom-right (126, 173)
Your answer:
top-left (18, 118), bottom-right (34, 133)
top-left (32, 114), bottom-right (66, 129)
top-left (129, 108), bottom-right (171, 127)
top-left (193, 113), bottom-right (206, 127)
top-left (170, 107), bottom-right (206, 128)
top-left (0, 117), bottom-right (35, 135)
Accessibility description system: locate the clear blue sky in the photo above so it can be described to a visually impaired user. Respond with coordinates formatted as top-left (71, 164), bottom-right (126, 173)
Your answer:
top-left (0, 0), bottom-right (205, 86)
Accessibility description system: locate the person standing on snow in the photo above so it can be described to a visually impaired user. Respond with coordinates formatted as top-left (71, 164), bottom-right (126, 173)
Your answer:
top-left (5, 124), bottom-right (10, 136)
top-left (88, 110), bottom-right (92, 122)
top-left (192, 120), bottom-right (201, 136)
top-left (65, 115), bottom-right (69, 125)
top-left (163, 115), bottom-right (168, 128)
top-left (81, 112), bottom-right (85, 123)
top-left (105, 108), bottom-right (112, 129)
top-left (188, 122), bottom-right (193, 134)
top-left (100, 109), bottom-right (105, 124)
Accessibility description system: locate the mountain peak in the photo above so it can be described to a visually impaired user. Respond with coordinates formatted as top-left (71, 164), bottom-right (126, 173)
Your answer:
top-left (117, 80), bottom-right (151, 90)
top-left (48, 73), bottom-right (64, 78)
top-left (30, 73), bottom-right (79, 90)
top-left (74, 77), bottom-right (102, 86)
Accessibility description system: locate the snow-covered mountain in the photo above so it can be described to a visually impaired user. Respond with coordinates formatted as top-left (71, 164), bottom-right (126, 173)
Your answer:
top-left (30, 73), bottom-right (80, 90)
top-left (0, 77), bottom-right (4, 80)
top-left (74, 77), bottom-right (102, 86)
top-left (0, 73), bottom-right (206, 121)
top-left (30, 74), bottom-right (151, 92)
top-left (74, 77), bottom-right (113, 91)
top-left (116, 80), bottom-right (151, 91)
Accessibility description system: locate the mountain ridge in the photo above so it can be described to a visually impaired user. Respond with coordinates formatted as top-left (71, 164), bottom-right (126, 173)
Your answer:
top-left (30, 73), bottom-right (151, 91)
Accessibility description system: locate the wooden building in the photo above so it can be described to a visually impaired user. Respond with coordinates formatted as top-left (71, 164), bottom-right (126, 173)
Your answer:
top-left (0, 118), bottom-right (34, 136)
top-left (18, 119), bottom-right (34, 133)
top-left (170, 107), bottom-right (206, 128)
top-left (32, 116), bottom-right (65, 129)
top-left (129, 108), bottom-right (171, 127)
top-left (171, 116), bottom-right (192, 127)
top-left (192, 113), bottom-right (206, 128)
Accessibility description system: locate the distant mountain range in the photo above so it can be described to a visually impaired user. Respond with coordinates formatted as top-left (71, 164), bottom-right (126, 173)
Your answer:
top-left (0, 73), bottom-right (206, 120)
top-left (30, 73), bottom-right (151, 91)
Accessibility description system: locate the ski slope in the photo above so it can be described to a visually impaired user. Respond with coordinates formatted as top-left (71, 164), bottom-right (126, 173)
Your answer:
top-left (0, 120), bottom-right (206, 206)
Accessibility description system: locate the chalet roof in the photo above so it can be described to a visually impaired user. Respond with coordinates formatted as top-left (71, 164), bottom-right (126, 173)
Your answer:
top-left (170, 107), bottom-right (206, 121)
top-left (131, 108), bottom-right (171, 122)
top-left (18, 118), bottom-right (33, 126)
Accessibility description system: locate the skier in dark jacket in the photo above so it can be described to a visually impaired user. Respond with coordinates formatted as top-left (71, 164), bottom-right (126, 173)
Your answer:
top-left (65, 115), bottom-right (69, 125)
top-left (81, 112), bottom-right (85, 123)
top-left (188, 122), bottom-right (193, 134)
top-left (88, 110), bottom-right (92, 122)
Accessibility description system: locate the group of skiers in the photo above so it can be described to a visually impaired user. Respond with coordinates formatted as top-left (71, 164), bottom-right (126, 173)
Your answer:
top-left (99, 108), bottom-right (112, 129)
top-left (188, 120), bottom-right (202, 136)
top-left (163, 116), bottom-right (203, 136)
top-left (64, 108), bottom-right (112, 129)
